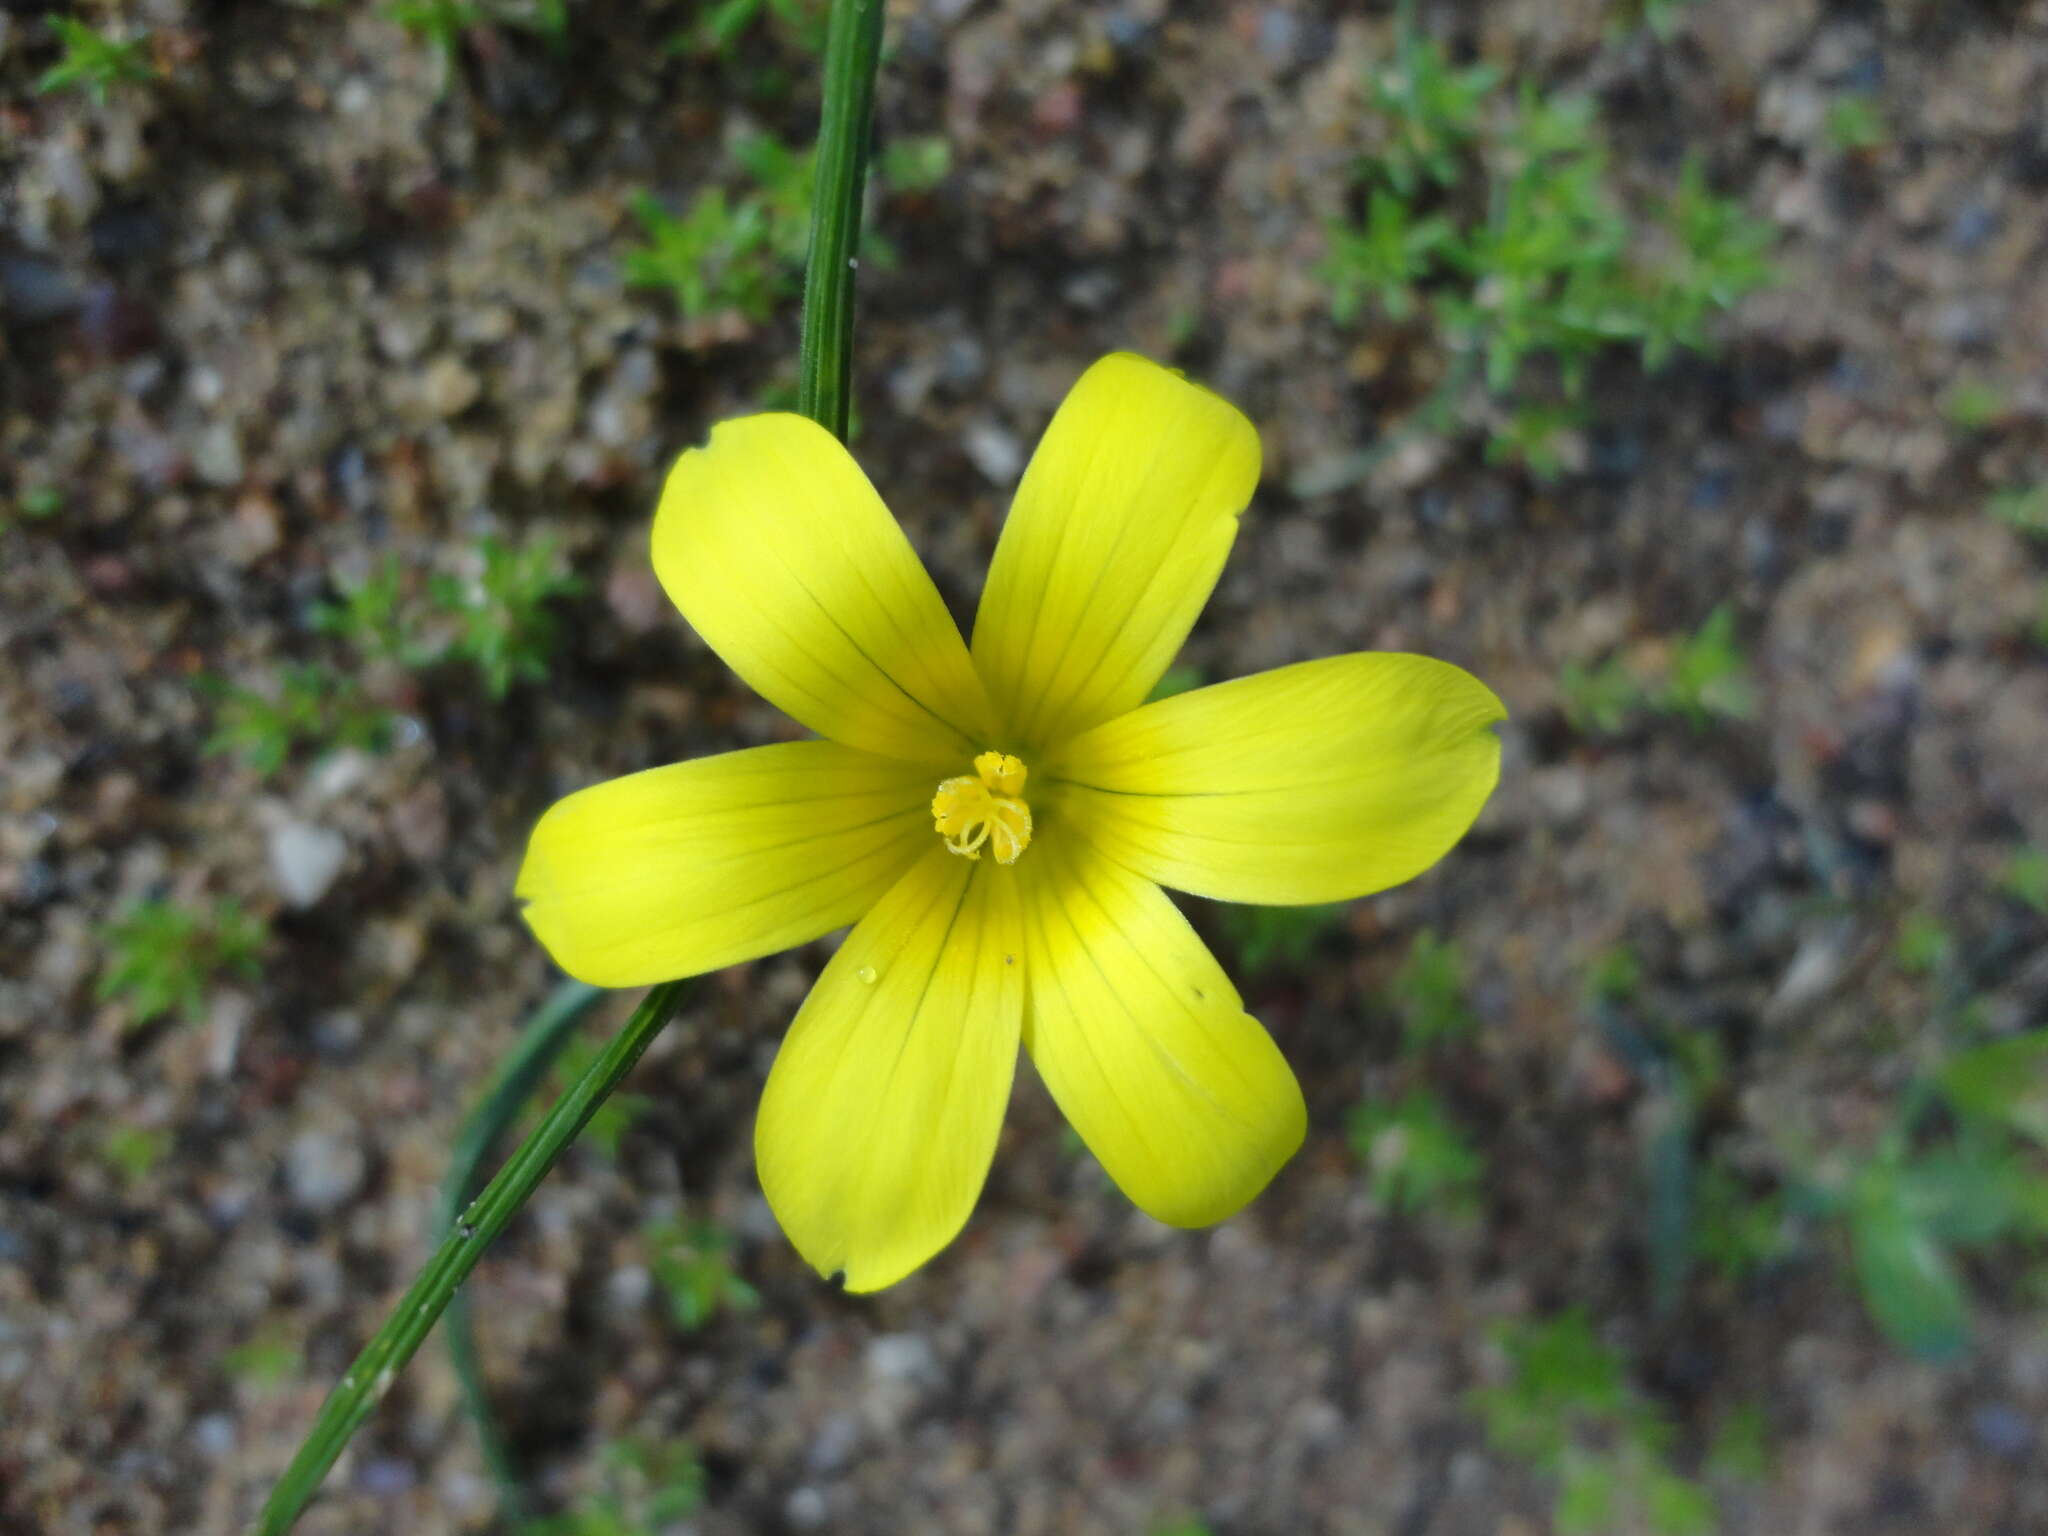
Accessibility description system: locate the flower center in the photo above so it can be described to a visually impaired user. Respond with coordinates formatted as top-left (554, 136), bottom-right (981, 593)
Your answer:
top-left (932, 751), bottom-right (1034, 865)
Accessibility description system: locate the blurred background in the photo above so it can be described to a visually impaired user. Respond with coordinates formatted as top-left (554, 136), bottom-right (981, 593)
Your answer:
top-left (6, 0), bottom-right (2048, 1531)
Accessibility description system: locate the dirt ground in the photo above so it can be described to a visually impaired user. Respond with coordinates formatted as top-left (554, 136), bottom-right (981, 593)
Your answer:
top-left (6, 0), bottom-right (2048, 1532)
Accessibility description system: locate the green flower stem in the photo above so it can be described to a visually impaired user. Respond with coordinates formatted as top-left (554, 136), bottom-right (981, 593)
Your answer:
top-left (797, 0), bottom-right (886, 441)
top-left (257, 0), bottom-right (882, 1521)
top-left (438, 977), bottom-right (606, 1523)
top-left (253, 980), bottom-right (685, 1535)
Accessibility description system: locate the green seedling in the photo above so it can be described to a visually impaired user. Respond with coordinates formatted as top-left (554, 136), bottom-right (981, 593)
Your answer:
top-left (1705, 1403), bottom-right (1771, 1483)
top-left (100, 1124), bottom-right (171, 1184)
top-left (1659, 604), bottom-right (1754, 727)
top-left (1473, 1312), bottom-right (1720, 1536)
top-left (1559, 656), bottom-right (1644, 737)
top-left (645, 1216), bottom-right (759, 1331)
top-left (36, 17), bottom-right (154, 104)
top-left (385, 0), bottom-right (482, 69)
top-left (96, 898), bottom-right (267, 1029)
top-left (12, 487), bottom-right (65, 523)
top-left (1611, 0), bottom-right (1695, 39)
top-left (686, 0), bottom-right (828, 59)
top-left (426, 533), bottom-right (581, 699)
top-left (1561, 607), bottom-right (1751, 737)
top-left (1485, 403), bottom-right (1584, 479)
top-left (1348, 1089), bottom-right (1484, 1218)
top-left (877, 134), bottom-right (952, 194)
top-left (1989, 485), bottom-right (2048, 538)
top-left (1692, 1163), bottom-right (1790, 1284)
top-left (1939, 1030), bottom-right (2048, 1152)
top-left (1392, 930), bottom-right (1479, 1051)
top-left (1894, 912), bottom-right (1954, 978)
top-left (224, 1330), bottom-right (304, 1389)
top-left (1326, 19), bottom-right (1774, 472)
top-left (1365, 28), bottom-right (1498, 196)
top-left (1320, 189), bottom-right (1454, 324)
top-left (2001, 848), bottom-right (2048, 916)
top-left (1824, 94), bottom-right (1888, 153)
top-left (203, 664), bottom-right (390, 778)
top-left (1585, 942), bottom-right (1643, 1005)
top-left (624, 188), bottom-right (782, 322)
top-left (1942, 379), bottom-right (2007, 432)
top-left (1638, 159), bottom-right (1777, 369)
top-left (522, 1437), bottom-right (705, 1536)
top-left (312, 557), bottom-right (427, 668)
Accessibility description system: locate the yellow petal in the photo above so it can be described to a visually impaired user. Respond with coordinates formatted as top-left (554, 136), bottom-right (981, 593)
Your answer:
top-left (1018, 834), bottom-right (1304, 1227)
top-left (653, 414), bottom-right (996, 764)
top-left (756, 848), bottom-right (1024, 1292)
top-left (517, 742), bottom-right (933, 988)
top-left (970, 354), bottom-right (1261, 752)
top-left (1053, 653), bottom-right (1504, 906)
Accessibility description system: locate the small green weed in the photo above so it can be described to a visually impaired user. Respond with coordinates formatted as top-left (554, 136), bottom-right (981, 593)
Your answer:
top-left (224, 1330), bottom-right (303, 1388)
top-left (1659, 604), bottom-right (1754, 727)
top-left (522, 1437), bottom-right (705, 1536)
top-left (1363, 23), bottom-right (1498, 197)
top-left (1937, 1032), bottom-right (2048, 1153)
top-left (426, 533), bottom-right (582, 699)
top-left (1989, 484), bottom-right (2048, 538)
top-left (1473, 1312), bottom-right (1722, 1536)
top-left (624, 187), bottom-right (786, 323)
top-left (96, 898), bottom-right (267, 1029)
top-left (2001, 848), bottom-right (2048, 916)
top-left (1610, 0), bottom-right (1695, 39)
top-left (1824, 93), bottom-right (1888, 152)
top-left (877, 134), bottom-right (953, 193)
top-left (645, 1215), bottom-right (760, 1330)
top-left (1824, 1030), bottom-right (2048, 1358)
top-left (685, 0), bottom-right (828, 60)
top-left (623, 133), bottom-right (826, 324)
top-left (1324, 22), bottom-right (1774, 475)
top-left (1559, 656), bottom-right (1643, 736)
top-left (1391, 930), bottom-right (1479, 1051)
top-left (384, 0), bottom-right (481, 77)
top-left (1942, 378), bottom-right (2007, 432)
top-left (1219, 903), bottom-right (1348, 978)
top-left (1319, 188), bottom-right (1454, 324)
top-left (1691, 1163), bottom-right (1790, 1284)
top-left (1893, 912), bottom-right (1954, 978)
top-left (311, 558), bottom-right (426, 668)
top-left (1562, 606), bottom-right (1753, 737)
top-left (100, 1124), bottom-right (171, 1184)
top-left (1347, 1089), bottom-right (1484, 1219)
top-left (1585, 942), bottom-right (1643, 1005)
top-left (213, 537), bottom-right (573, 778)
top-left (1705, 1403), bottom-right (1771, 1483)
top-left (11, 486), bottom-right (65, 524)
top-left (36, 17), bottom-right (154, 104)
top-left (203, 664), bottom-right (390, 777)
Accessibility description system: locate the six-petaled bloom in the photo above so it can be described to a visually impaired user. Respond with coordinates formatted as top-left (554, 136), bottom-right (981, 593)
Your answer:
top-left (517, 354), bottom-right (1504, 1291)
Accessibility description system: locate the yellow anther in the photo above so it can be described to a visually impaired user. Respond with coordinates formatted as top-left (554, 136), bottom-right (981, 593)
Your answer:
top-left (933, 752), bottom-right (1034, 864)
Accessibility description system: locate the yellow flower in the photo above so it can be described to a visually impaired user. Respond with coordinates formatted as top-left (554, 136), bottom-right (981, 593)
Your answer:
top-left (517, 354), bottom-right (1504, 1291)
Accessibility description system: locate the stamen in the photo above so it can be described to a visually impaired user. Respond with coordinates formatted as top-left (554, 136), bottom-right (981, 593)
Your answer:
top-left (932, 752), bottom-right (1034, 864)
